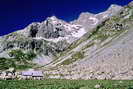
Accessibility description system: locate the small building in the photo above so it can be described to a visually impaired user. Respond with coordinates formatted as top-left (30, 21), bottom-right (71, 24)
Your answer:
top-left (21, 69), bottom-right (44, 80)
top-left (0, 69), bottom-right (15, 80)
top-left (0, 71), bottom-right (5, 80)
top-left (21, 70), bottom-right (33, 80)
top-left (32, 71), bottom-right (44, 80)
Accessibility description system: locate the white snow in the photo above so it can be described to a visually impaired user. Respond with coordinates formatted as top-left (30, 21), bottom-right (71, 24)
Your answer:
top-left (51, 20), bottom-right (58, 24)
top-left (71, 24), bottom-right (82, 29)
top-left (50, 16), bottom-right (57, 20)
top-left (64, 24), bottom-right (74, 31)
top-left (34, 36), bottom-right (69, 43)
top-left (34, 21), bottom-right (86, 43)
top-left (48, 16), bottom-right (59, 24)
top-left (103, 14), bottom-right (109, 19)
top-left (89, 17), bottom-right (99, 25)
top-left (64, 24), bottom-right (82, 32)
top-left (46, 37), bottom-right (69, 43)
top-left (71, 28), bottom-right (86, 38)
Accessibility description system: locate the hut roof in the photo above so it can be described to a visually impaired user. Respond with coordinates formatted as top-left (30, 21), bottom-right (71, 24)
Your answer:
top-left (32, 71), bottom-right (43, 77)
top-left (21, 71), bottom-right (32, 76)
top-left (21, 69), bottom-right (43, 77)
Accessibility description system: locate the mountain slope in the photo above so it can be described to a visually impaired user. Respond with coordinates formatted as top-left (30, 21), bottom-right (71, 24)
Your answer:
top-left (42, 2), bottom-right (133, 80)
top-left (0, 16), bottom-right (86, 66)
top-left (0, 4), bottom-right (122, 67)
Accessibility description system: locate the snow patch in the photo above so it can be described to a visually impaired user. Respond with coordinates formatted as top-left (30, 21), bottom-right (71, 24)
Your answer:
top-left (89, 17), bottom-right (99, 25)
top-left (71, 28), bottom-right (86, 38)
top-left (34, 37), bottom-right (69, 43)
top-left (46, 37), bottom-right (69, 43)
top-left (64, 24), bottom-right (74, 31)
top-left (33, 21), bottom-right (86, 43)
top-left (103, 14), bottom-right (109, 19)
top-left (50, 16), bottom-right (57, 20)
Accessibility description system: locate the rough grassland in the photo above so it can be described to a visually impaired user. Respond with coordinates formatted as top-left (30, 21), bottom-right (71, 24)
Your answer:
top-left (0, 79), bottom-right (133, 89)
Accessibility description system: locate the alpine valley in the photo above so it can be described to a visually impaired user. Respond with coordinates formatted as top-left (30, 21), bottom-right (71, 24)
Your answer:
top-left (0, 1), bottom-right (133, 80)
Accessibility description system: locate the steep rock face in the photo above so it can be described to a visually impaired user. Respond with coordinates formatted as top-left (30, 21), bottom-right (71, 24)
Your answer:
top-left (0, 16), bottom-right (86, 65)
top-left (36, 16), bottom-right (69, 38)
top-left (18, 16), bottom-right (86, 42)
top-left (0, 33), bottom-right (70, 58)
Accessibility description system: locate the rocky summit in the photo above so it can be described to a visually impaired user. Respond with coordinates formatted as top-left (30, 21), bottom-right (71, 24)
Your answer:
top-left (0, 1), bottom-right (133, 80)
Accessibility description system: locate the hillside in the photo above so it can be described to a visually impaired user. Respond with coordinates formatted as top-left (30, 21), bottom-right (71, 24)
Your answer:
top-left (42, 1), bottom-right (133, 80)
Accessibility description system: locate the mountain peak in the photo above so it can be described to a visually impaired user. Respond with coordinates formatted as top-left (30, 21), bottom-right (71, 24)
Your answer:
top-left (110, 4), bottom-right (122, 8)
top-left (108, 4), bottom-right (122, 11)
top-left (47, 16), bottom-right (58, 21)
top-left (128, 1), bottom-right (133, 7)
top-left (79, 12), bottom-right (94, 17)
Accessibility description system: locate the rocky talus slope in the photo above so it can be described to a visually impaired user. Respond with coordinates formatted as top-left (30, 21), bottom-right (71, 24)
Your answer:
top-left (0, 1), bottom-right (133, 80)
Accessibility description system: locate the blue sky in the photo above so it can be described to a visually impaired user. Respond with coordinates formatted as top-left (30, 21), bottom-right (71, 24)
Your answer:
top-left (0, 0), bottom-right (132, 36)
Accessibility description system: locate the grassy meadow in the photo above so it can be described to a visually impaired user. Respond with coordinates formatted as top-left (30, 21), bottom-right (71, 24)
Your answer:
top-left (0, 79), bottom-right (133, 89)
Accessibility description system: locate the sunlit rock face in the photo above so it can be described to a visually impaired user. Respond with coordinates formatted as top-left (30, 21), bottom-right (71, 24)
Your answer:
top-left (0, 15), bottom-right (87, 65)
top-left (71, 4), bottom-right (123, 32)
top-left (17, 16), bottom-right (86, 43)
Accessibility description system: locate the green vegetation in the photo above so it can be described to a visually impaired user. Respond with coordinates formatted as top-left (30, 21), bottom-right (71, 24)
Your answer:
top-left (82, 42), bottom-right (95, 50)
top-left (0, 58), bottom-right (16, 70)
top-left (111, 16), bottom-right (120, 22)
top-left (9, 49), bottom-right (36, 62)
top-left (0, 50), bottom-right (36, 70)
top-left (61, 51), bottom-right (84, 65)
top-left (61, 58), bottom-right (74, 65)
top-left (0, 57), bottom-right (33, 70)
top-left (129, 9), bottom-right (133, 19)
top-left (72, 51), bottom-right (84, 60)
top-left (0, 79), bottom-right (133, 89)
top-left (90, 16), bottom-right (127, 43)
